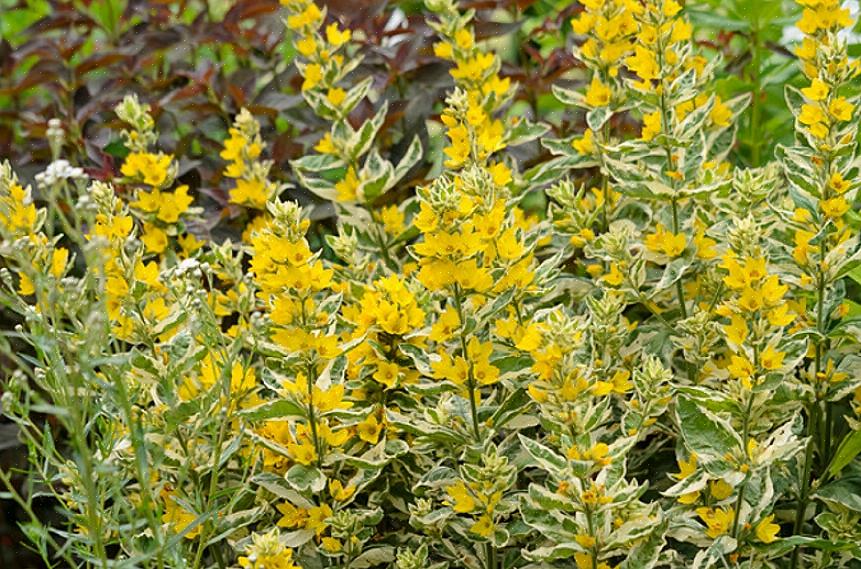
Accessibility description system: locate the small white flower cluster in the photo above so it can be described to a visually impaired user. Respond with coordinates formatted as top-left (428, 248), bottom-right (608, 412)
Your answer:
top-left (35, 159), bottom-right (88, 188)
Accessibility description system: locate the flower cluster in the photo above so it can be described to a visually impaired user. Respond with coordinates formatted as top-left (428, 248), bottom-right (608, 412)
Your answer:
top-left (1, 1), bottom-right (861, 569)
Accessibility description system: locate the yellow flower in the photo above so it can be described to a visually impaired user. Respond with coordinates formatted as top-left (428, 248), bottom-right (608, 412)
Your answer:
top-left (296, 35), bottom-right (317, 57)
top-left (674, 453), bottom-right (697, 480)
top-left (670, 18), bottom-right (692, 43)
top-left (455, 259), bottom-right (493, 292)
top-left (821, 196), bottom-right (849, 218)
top-left (142, 223), bottom-right (168, 254)
top-left (488, 162), bottom-right (512, 186)
top-left (696, 506), bottom-right (734, 538)
top-left (585, 75), bottom-right (612, 107)
top-left (724, 315), bottom-right (748, 346)
top-left (287, 441), bottom-right (318, 465)
top-left (450, 53), bottom-right (495, 82)
top-left (434, 41), bottom-right (453, 59)
top-left (829, 171), bottom-right (850, 193)
top-left (467, 337), bottom-right (500, 386)
top-left (640, 110), bottom-right (661, 141)
top-left (447, 481), bottom-right (476, 513)
top-left (357, 413), bottom-right (382, 444)
top-left (373, 361), bottom-right (400, 389)
top-left (755, 514), bottom-right (780, 544)
top-left (379, 204), bottom-right (405, 235)
top-left (829, 97), bottom-right (854, 121)
top-left (760, 344), bottom-right (785, 371)
top-left (286, 2), bottom-right (322, 30)
top-left (801, 78), bottom-right (829, 101)
top-left (315, 132), bottom-right (337, 154)
top-left (121, 152), bottom-right (173, 187)
top-left (454, 28), bottom-right (474, 49)
top-left (663, 0), bottom-right (682, 17)
top-left (469, 514), bottom-right (494, 537)
top-left (581, 0), bottom-right (605, 10)
top-left (572, 128), bottom-right (595, 155)
top-left (602, 262), bottom-right (624, 286)
top-left (158, 185), bottom-right (193, 223)
top-left (571, 12), bottom-right (594, 35)
top-left (230, 178), bottom-right (269, 209)
top-left (17, 272), bottom-right (34, 296)
top-left (722, 255), bottom-right (766, 289)
top-left (0, 183), bottom-right (37, 233)
top-left (51, 247), bottom-right (69, 279)
top-left (430, 306), bottom-right (461, 343)
top-left (276, 502), bottom-right (308, 528)
top-left (335, 167), bottom-right (361, 202)
top-left (645, 224), bottom-right (686, 258)
top-left (161, 492), bottom-right (201, 539)
top-left (797, 8), bottom-right (822, 34)
top-left (709, 479), bottom-right (733, 500)
top-left (728, 354), bottom-right (754, 387)
top-left (327, 87), bottom-right (347, 107)
top-left (305, 503), bottom-right (333, 536)
top-left (575, 553), bottom-right (610, 569)
top-left (326, 23), bottom-right (351, 47)
top-left (799, 103), bottom-right (825, 126)
top-left (767, 304), bottom-right (795, 327)
top-left (678, 491), bottom-right (700, 505)
top-left (302, 63), bottom-right (323, 91)
top-left (710, 96), bottom-right (732, 127)
top-left (626, 45), bottom-right (659, 83)
top-left (321, 537), bottom-right (342, 553)
top-left (329, 480), bottom-right (356, 502)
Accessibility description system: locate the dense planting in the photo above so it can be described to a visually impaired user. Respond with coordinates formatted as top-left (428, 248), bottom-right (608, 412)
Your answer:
top-left (1, 0), bottom-right (861, 568)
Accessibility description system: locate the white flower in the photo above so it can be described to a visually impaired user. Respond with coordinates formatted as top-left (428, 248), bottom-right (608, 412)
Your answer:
top-left (35, 160), bottom-right (87, 188)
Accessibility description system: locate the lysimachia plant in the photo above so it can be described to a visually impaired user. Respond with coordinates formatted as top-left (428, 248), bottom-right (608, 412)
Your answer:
top-left (1, 1), bottom-right (861, 569)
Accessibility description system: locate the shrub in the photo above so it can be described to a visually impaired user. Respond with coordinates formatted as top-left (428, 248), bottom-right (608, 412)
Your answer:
top-left (1, 0), bottom-right (861, 568)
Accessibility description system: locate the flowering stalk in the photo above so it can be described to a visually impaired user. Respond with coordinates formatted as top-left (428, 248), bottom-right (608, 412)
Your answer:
top-left (283, 0), bottom-right (422, 268)
top-left (781, 2), bottom-right (860, 565)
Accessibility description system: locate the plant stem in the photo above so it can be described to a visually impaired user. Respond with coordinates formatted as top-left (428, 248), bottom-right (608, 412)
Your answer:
top-left (748, 20), bottom-right (762, 166)
top-left (452, 285), bottom-right (481, 440)
top-left (790, 400), bottom-right (818, 569)
top-left (193, 367), bottom-right (234, 569)
top-left (485, 543), bottom-right (497, 569)
top-left (732, 383), bottom-right (756, 538)
top-left (671, 199), bottom-right (687, 320)
top-left (791, 260), bottom-right (828, 568)
top-left (600, 120), bottom-right (612, 233)
top-left (307, 362), bottom-right (324, 468)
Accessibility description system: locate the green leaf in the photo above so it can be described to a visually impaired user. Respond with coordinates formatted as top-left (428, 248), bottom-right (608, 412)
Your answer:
top-left (351, 546), bottom-right (395, 568)
top-left (241, 399), bottom-right (306, 421)
top-left (618, 518), bottom-right (667, 569)
top-left (349, 102), bottom-right (388, 161)
top-left (586, 106), bottom-right (612, 132)
top-left (685, 8), bottom-right (750, 31)
top-left (391, 135), bottom-right (423, 183)
top-left (252, 473), bottom-right (313, 505)
top-left (507, 119), bottom-right (549, 147)
top-left (341, 76), bottom-right (374, 115)
top-left (526, 483), bottom-right (574, 511)
top-left (653, 258), bottom-right (692, 292)
top-left (816, 476), bottom-right (861, 513)
top-left (691, 536), bottom-right (738, 569)
top-left (676, 395), bottom-right (742, 469)
top-left (285, 464), bottom-right (326, 493)
top-left (522, 542), bottom-right (583, 562)
top-left (827, 429), bottom-right (861, 477)
top-left (290, 153), bottom-right (343, 173)
top-left (519, 435), bottom-right (568, 473)
top-left (551, 84), bottom-right (583, 107)
top-left (490, 387), bottom-right (533, 430)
